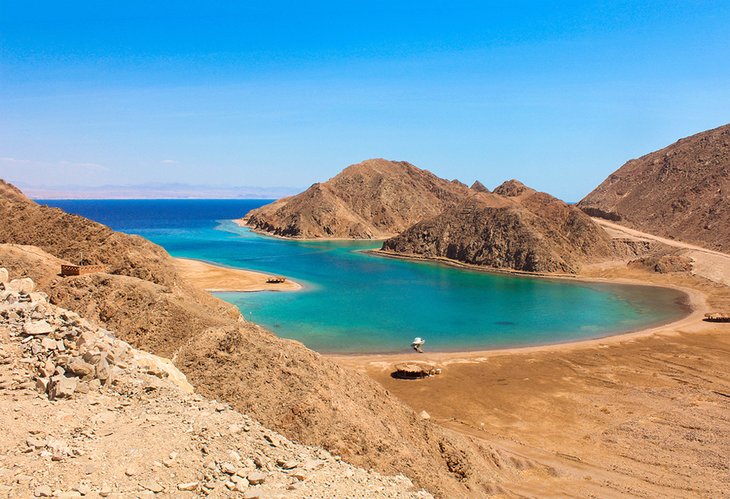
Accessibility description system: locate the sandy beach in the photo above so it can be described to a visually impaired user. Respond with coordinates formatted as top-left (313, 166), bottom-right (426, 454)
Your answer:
top-left (173, 257), bottom-right (301, 292)
top-left (331, 266), bottom-right (730, 497)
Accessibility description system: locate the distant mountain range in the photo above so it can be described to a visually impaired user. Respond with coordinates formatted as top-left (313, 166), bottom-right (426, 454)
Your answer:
top-left (14, 181), bottom-right (300, 200)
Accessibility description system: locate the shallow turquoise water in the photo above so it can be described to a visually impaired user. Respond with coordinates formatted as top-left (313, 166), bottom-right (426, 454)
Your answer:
top-left (41, 200), bottom-right (690, 354)
top-left (211, 222), bottom-right (687, 353)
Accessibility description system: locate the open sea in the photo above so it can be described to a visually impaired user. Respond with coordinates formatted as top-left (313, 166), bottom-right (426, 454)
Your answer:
top-left (41, 199), bottom-right (689, 354)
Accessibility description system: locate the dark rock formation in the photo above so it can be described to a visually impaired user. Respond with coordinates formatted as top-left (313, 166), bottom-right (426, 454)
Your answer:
top-left (382, 182), bottom-right (615, 274)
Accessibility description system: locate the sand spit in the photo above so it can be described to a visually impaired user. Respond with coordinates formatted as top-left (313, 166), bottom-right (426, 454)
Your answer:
top-left (173, 258), bottom-right (301, 292)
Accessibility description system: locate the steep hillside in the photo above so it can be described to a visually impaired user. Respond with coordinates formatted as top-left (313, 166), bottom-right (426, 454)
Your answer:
top-left (382, 181), bottom-right (615, 274)
top-left (0, 181), bottom-right (517, 497)
top-left (578, 124), bottom-right (730, 252)
top-left (0, 180), bottom-right (174, 286)
top-left (241, 159), bottom-right (474, 238)
top-left (0, 271), bottom-right (429, 498)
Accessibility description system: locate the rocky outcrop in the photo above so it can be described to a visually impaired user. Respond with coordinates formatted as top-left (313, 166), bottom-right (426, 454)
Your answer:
top-left (0, 180), bottom-right (175, 286)
top-left (382, 181), bottom-right (615, 274)
top-left (0, 183), bottom-right (510, 496)
top-left (0, 271), bottom-right (430, 498)
top-left (241, 159), bottom-right (474, 239)
top-left (578, 124), bottom-right (730, 252)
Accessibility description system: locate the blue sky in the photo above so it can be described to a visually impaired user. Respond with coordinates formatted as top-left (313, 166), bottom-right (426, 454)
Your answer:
top-left (1, 1), bottom-right (729, 200)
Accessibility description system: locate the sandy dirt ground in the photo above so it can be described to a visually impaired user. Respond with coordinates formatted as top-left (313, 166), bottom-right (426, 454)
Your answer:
top-left (332, 265), bottom-right (730, 497)
top-left (595, 218), bottom-right (730, 287)
top-left (173, 258), bottom-right (301, 292)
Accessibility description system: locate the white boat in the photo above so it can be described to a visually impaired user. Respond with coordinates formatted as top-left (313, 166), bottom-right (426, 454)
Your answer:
top-left (411, 337), bottom-right (425, 353)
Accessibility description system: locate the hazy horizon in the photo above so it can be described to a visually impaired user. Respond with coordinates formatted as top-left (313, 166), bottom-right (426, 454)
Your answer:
top-left (2, 2), bottom-right (730, 201)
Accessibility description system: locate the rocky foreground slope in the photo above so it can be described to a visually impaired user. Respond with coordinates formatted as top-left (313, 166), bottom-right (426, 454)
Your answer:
top-left (578, 123), bottom-right (730, 252)
top-left (241, 159), bottom-right (473, 238)
top-left (0, 181), bottom-right (521, 497)
top-left (382, 180), bottom-right (616, 273)
top-left (0, 271), bottom-right (429, 498)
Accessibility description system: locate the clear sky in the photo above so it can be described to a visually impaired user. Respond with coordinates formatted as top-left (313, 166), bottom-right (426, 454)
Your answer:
top-left (1, 1), bottom-right (729, 200)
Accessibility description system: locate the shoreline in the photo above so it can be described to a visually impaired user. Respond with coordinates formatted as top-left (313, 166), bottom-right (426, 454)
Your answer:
top-left (327, 276), bottom-right (706, 363)
top-left (173, 257), bottom-right (302, 292)
top-left (233, 218), bottom-right (391, 242)
top-left (207, 223), bottom-right (709, 359)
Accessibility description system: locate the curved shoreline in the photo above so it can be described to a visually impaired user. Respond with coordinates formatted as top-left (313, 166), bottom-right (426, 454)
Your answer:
top-left (173, 257), bottom-right (302, 292)
top-left (327, 278), bottom-right (706, 363)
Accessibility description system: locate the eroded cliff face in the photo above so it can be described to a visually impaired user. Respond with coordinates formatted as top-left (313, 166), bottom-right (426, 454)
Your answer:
top-left (0, 181), bottom-right (516, 497)
top-left (382, 181), bottom-right (615, 274)
top-left (578, 123), bottom-right (730, 252)
top-left (241, 159), bottom-right (474, 239)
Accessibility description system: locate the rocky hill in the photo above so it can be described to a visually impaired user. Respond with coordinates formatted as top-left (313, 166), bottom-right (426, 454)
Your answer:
top-left (0, 180), bottom-right (520, 497)
top-left (382, 180), bottom-right (616, 274)
top-left (241, 159), bottom-right (474, 238)
top-left (0, 271), bottom-right (429, 498)
top-left (578, 124), bottom-right (730, 252)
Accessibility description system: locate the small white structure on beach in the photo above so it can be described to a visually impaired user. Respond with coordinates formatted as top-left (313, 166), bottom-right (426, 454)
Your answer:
top-left (411, 337), bottom-right (425, 353)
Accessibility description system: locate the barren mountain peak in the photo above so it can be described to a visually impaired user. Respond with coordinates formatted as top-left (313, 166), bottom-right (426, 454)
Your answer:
top-left (492, 179), bottom-right (534, 197)
top-left (241, 159), bottom-right (472, 239)
top-left (578, 123), bottom-right (730, 251)
top-left (382, 181), bottom-right (615, 274)
top-left (470, 180), bottom-right (490, 193)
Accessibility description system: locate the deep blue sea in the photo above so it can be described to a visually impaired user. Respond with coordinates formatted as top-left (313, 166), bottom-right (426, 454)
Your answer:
top-left (41, 199), bottom-right (689, 354)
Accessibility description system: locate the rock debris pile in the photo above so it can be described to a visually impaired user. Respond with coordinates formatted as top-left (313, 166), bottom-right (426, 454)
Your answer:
top-left (0, 269), bottom-right (431, 498)
top-left (1, 272), bottom-right (132, 401)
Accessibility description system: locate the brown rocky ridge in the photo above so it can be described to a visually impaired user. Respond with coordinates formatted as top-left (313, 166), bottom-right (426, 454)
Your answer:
top-left (240, 158), bottom-right (475, 238)
top-left (0, 270), bottom-right (430, 498)
top-left (578, 123), bottom-right (730, 252)
top-left (381, 180), bottom-right (616, 273)
top-left (0, 180), bottom-right (530, 497)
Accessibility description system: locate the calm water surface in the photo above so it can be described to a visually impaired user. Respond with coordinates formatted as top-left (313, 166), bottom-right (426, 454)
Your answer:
top-left (41, 199), bottom-right (689, 354)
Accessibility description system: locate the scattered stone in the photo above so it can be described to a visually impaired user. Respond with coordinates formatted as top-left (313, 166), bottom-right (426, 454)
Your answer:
top-left (49, 376), bottom-right (77, 399)
top-left (177, 482), bottom-right (198, 491)
top-left (221, 462), bottom-right (237, 474)
top-left (73, 483), bottom-right (90, 496)
top-left (247, 471), bottom-right (266, 485)
top-left (419, 410), bottom-right (431, 420)
top-left (67, 359), bottom-right (94, 378)
top-left (8, 277), bottom-right (34, 295)
top-left (24, 321), bottom-right (53, 336)
top-left (34, 485), bottom-right (52, 497)
top-left (0, 268), bottom-right (8, 283)
top-left (95, 356), bottom-right (111, 385)
top-left (41, 337), bottom-right (57, 350)
top-left (140, 481), bottom-right (164, 493)
top-left (277, 459), bottom-right (297, 469)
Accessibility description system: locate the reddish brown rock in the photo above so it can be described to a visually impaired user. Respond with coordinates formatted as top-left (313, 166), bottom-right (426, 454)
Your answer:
top-left (382, 181), bottom-right (615, 274)
top-left (578, 124), bottom-right (730, 252)
top-left (241, 159), bottom-right (473, 239)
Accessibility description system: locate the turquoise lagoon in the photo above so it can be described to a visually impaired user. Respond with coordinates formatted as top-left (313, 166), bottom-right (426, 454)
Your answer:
top-left (42, 200), bottom-right (689, 354)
